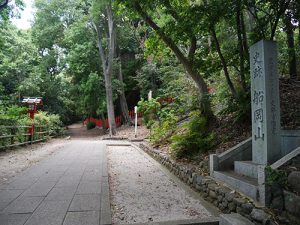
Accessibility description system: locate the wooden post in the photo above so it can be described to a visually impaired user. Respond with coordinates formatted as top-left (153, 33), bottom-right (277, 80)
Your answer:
top-left (134, 106), bottom-right (138, 138)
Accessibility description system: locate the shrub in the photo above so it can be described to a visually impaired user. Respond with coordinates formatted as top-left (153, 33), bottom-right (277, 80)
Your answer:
top-left (0, 105), bottom-right (30, 126)
top-left (265, 166), bottom-right (288, 187)
top-left (149, 109), bottom-right (178, 145)
top-left (171, 111), bottom-right (215, 159)
top-left (86, 121), bottom-right (96, 130)
top-left (34, 111), bottom-right (64, 136)
top-left (138, 98), bottom-right (161, 128)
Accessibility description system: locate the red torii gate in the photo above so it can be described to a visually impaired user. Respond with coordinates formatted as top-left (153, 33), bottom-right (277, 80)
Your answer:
top-left (22, 97), bottom-right (43, 140)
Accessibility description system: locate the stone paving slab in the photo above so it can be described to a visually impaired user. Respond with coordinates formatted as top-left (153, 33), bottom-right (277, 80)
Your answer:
top-left (0, 213), bottom-right (31, 225)
top-left (63, 211), bottom-right (100, 225)
top-left (0, 189), bottom-right (24, 201)
top-left (69, 194), bottom-right (101, 211)
top-left (0, 200), bottom-right (13, 211)
top-left (76, 181), bottom-right (102, 194)
top-left (3, 196), bottom-right (44, 213)
top-left (44, 186), bottom-right (77, 201)
top-left (3, 177), bottom-right (39, 190)
top-left (24, 200), bottom-right (70, 225)
top-left (21, 180), bottom-right (57, 197)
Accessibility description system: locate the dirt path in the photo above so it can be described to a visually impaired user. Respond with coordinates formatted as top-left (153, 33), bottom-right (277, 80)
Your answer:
top-left (108, 145), bottom-right (215, 224)
top-left (66, 123), bottom-right (104, 138)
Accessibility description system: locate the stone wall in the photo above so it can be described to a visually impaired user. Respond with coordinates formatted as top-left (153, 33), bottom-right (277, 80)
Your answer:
top-left (139, 143), bottom-right (286, 225)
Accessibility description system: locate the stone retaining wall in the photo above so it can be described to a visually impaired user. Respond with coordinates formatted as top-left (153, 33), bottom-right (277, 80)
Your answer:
top-left (139, 143), bottom-right (279, 225)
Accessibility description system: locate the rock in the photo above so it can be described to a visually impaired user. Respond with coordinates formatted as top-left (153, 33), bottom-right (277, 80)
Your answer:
top-left (233, 197), bottom-right (246, 206)
top-left (241, 203), bottom-right (253, 215)
top-left (193, 175), bottom-right (203, 186)
top-left (208, 183), bottom-right (218, 191)
top-left (209, 190), bottom-right (217, 199)
top-left (199, 160), bottom-right (208, 169)
top-left (271, 196), bottom-right (284, 212)
top-left (217, 195), bottom-right (223, 202)
top-left (225, 191), bottom-right (235, 202)
top-left (203, 193), bottom-right (208, 198)
top-left (228, 202), bottom-right (236, 211)
top-left (250, 209), bottom-right (270, 222)
top-left (201, 178), bottom-right (214, 186)
top-left (277, 215), bottom-right (290, 224)
top-left (213, 200), bottom-right (218, 206)
top-left (221, 201), bottom-right (228, 208)
top-left (270, 183), bottom-right (284, 197)
top-left (288, 171), bottom-right (300, 194)
top-left (284, 190), bottom-right (300, 216)
top-left (236, 206), bottom-right (244, 215)
top-left (218, 186), bottom-right (232, 196)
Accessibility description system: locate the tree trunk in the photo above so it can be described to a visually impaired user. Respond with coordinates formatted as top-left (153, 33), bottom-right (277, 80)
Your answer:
top-left (240, 9), bottom-right (249, 61)
top-left (104, 71), bottom-right (116, 136)
top-left (211, 27), bottom-right (238, 100)
top-left (285, 15), bottom-right (297, 80)
top-left (132, 2), bottom-right (213, 118)
top-left (93, 4), bottom-right (117, 136)
top-left (118, 58), bottom-right (131, 125)
top-left (236, 0), bottom-right (247, 92)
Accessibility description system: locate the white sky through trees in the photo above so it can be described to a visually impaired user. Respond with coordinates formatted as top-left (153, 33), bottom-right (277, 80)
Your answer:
top-left (11, 0), bottom-right (34, 29)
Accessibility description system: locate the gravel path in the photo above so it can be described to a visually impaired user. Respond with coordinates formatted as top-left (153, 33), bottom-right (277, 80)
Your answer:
top-left (108, 145), bottom-right (212, 224)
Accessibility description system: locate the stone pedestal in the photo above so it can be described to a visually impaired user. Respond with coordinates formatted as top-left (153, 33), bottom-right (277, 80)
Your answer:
top-left (250, 40), bottom-right (281, 165)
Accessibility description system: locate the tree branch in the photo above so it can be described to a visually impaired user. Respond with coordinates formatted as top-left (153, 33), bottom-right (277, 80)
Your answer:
top-left (92, 21), bottom-right (106, 74)
top-left (270, 0), bottom-right (291, 40)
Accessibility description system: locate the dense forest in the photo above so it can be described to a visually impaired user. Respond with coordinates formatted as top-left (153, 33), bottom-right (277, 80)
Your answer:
top-left (0, 0), bottom-right (299, 155)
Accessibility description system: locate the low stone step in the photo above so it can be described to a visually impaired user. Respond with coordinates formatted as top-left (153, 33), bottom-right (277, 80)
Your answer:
top-left (220, 213), bottom-right (254, 225)
top-left (126, 217), bottom-right (219, 225)
top-left (234, 161), bottom-right (260, 179)
top-left (213, 171), bottom-right (259, 201)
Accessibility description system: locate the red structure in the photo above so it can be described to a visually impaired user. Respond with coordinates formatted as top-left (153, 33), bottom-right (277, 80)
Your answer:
top-left (84, 109), bottom-right (143, 128)
top-left (22, 97), bottom-right (43, 137)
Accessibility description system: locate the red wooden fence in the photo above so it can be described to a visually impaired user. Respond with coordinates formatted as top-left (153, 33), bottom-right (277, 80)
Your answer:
top-left (84, 110), bottom-right (143, 128)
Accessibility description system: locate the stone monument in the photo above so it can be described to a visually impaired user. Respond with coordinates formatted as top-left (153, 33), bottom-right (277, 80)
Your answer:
top-left (250, 40), bottom-right (281, 165)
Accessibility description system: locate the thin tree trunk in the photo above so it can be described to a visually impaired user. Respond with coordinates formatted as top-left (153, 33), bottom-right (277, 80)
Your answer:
top-left (236, 0), bottom-right (247, 92)
top-left (240, 8), bottom-right (249, 61)
top-left (211, 27), bottom-right (238, 100)
top-left (118, 58), bottom-right (131, 125)
top-left (93, 4), bottom-right (117, 136)
top-left (285, 15), bottom-right (297, 80)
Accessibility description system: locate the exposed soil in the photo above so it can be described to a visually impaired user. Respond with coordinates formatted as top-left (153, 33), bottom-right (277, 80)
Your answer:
top-left (280, 78), bottom-right (300, 130)
top-left (108, 145), bottom-right (213, 224)
top-left (66, 123), bottom-right (104, 138)
top-left (101, 123), bottom-right (149, 140)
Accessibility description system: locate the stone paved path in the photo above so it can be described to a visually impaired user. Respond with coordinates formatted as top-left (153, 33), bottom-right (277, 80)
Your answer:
top-left (0, 140), bottom-right (111, 225)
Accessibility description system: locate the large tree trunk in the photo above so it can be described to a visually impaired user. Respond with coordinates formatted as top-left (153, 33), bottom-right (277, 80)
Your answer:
top-left (118, 58), bottom-right (131, 125)
top-left (285, 15), bottom-right (297, 80)
top-left (93, 4), bottom-right (117, 136)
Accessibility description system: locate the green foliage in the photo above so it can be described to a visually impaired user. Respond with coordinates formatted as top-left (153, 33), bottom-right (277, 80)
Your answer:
top-left (265, 166), bottom-right (288, 187)
top-left (34, 111), bottom-right (64, 136)
top-left (86, 121), bottom-right (96, 130)
top-left (150, 109), bottom-right (178, 145)
top-left (0, 105), bottom-right (30, 126)
top-left (171, 111), bottom-right (215, 159)
top-left (137, 98), bottom-right (161, 128)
